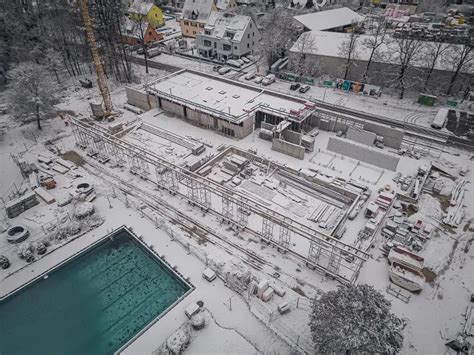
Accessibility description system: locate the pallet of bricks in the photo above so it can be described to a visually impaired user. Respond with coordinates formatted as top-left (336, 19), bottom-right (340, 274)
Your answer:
top-left (5, 192), bottom-right (39, 218)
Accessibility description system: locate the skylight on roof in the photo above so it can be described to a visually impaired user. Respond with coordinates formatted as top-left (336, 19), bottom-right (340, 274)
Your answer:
top-left (206, 87), bottom-right (213, 90)
top-left (219, 91), bottom-right (226, 94)
top-left (232, 95), bottom-right (240, 99)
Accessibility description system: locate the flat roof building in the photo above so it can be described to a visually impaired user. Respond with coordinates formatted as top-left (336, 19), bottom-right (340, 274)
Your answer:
top-left (293, 7), bottom-right (364, 32)
top-left (146, 70), bottom-right (316, 138)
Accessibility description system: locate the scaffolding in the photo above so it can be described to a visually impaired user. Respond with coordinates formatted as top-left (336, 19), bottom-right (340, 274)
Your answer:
top-left (69, 117), bottom-right (370, 285)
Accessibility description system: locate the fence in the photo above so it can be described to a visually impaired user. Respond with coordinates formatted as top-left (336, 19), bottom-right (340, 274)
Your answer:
top-left (249, 296), bottom-right (314, 354)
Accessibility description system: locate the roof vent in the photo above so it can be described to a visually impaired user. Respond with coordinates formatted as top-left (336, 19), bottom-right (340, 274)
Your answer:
top-left (219, 90), bottom-right (226, 94)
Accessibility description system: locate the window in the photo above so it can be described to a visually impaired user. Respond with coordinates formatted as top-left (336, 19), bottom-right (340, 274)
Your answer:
top-left (205, 30), bottom-right (211, 35)
top-left (247, 43), bottom-right (249, 48)
top-left (154, 13), bottom-right (157, 17)
top-left (149, 31), bottom-right (152, 36)
top-left (252, 32), bottom-right (254, 37)
top-left (214, 42), bottom-right (217, 48)
top-left (225, 31), bottom-right (235, 39)
top-left (184, 21), bottom-right (189, 25)
top-left (234, 46), bottom-right (237, 50)
top-left (200, 23), bottom-right (205, 28)
top-left (204, 40), bottom-right (211, 46)
top-left (223, 44), bottom-right (231, 51)
top-left (250, 23), bottom-right (252, 28)
top-left (252, 41), bottom-right (254, 45)
top-left (247, 34), bottom-right (250, 39)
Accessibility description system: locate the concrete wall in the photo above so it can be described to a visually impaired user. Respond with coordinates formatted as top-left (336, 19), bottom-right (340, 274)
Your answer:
top-left (282, 130), bottom-right (302, 145)
top-left (217, 115), bottom-right (253, 138)
top-left (186, 107), bottom-right (215, 128)
top-left (346, 127), bottom-right (376, 146)
top-left (126, 87), bottom-right (150, 111)
top-left (327, 137), bottom-right (399, 171)
top-left (363, 122), bottom-right (404, 149)
top-left (161, 98), bottom-right (185, 117)
top-left (314, 110), bottom-right (404, 149)
top-left (272, 139), bottom-right (305, 160)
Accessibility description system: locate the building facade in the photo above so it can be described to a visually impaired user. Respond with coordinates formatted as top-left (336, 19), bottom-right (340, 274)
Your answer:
top-left (180, 0), bottom-right (217, 38)
top-left (196, 13), bottom-right (261, 61)
top-left (128, 1), bottom-right (165, 27)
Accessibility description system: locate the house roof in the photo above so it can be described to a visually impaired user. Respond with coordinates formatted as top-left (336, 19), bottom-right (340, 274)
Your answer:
top-left (293, 7), bottom-right (364, 31)
top-left (202, 12), bottom-right (252, 42)
top-left (215, 0), bottom-right (232, 10)
top-left (182, 0), bottom-right (214, 22)
top-left (129, 0), bottom-right (155, 16)
top-left (289, 30), bottom-right (469, 72)
top-left (123, 18), bottom-right (156, 39)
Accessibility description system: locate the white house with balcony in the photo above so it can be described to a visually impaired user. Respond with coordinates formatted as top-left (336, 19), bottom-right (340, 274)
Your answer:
top-left (196, 12), bottom-right (261, 61)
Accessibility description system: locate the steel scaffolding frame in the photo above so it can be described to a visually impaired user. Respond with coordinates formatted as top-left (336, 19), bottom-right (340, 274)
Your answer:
top-left (69, 118), bottom-right (369, 284)
top-left (236, 204), bottom-right (249, 229)
top-left (278, 224), bottom-right (291, 252)
top-left (261, 218), bottom-right (274, 242)
top-left (222, 195), bottom-right (234, 223)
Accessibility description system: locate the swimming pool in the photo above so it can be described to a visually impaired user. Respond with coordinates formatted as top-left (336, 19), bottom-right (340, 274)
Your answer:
top-left (0, 227), bottom-right (192, 355)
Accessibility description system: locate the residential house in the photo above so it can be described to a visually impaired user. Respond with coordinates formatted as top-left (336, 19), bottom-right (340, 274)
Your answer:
top-left (215, 0), bottom-right (237, 10)
top-left (122, 18), bottom-right (164, 45)
top-left (196, 12), bottom-right (261, 61)
top-left (180, 0), bottom-right (217, 37)
top-left (129, 0), bottom-right (165, 28)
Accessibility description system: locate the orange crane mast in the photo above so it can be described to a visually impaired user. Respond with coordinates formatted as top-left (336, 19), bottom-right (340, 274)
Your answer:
top-left (77, 0), bottom-right (113, 117)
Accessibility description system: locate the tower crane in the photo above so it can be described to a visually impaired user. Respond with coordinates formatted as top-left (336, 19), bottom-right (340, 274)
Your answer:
top-left (77, 0), bottom-right (113, 118)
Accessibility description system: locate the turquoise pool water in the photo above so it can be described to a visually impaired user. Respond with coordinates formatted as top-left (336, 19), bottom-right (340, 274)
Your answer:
top-left (0, 228), bottom-right (191, 355)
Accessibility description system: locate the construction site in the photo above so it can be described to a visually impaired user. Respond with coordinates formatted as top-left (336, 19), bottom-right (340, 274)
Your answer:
top-left (1, 1), bottom-right (474, 354)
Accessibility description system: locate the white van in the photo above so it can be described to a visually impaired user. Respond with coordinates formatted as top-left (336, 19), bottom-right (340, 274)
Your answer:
top-left (262, 74), bottom-right (275, 86)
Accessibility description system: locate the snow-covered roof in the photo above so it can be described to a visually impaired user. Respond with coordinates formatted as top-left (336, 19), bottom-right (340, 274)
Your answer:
top-left (148, 71), bottom-right (314, 123)
top-left (182, 0), bottom-right (214, 22)
top-left (215, 0), bottom-right (233, 10)
top-left (293, 7), bottom-right (364, 31)
top-left (129, 0), bottom-right (154, 16)
top-left (203, 13), bottom-right (252, 42)
top-left (123, 18), bottom-right (155, 39)
top-left (289, 30), bottom-right (469, 72)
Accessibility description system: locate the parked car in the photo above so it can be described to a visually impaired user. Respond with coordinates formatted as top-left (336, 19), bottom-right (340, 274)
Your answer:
top-left (227, 59), bottom-right (241, 68)
top-left (213, 65), bottom-right (222, 72)
top-left (262, 74), bottom-right (276, 86)
top-left (236, 59), bottom-right (245, 66)
top-left (241, 57), bottom-right (250, 64)
top-left (299, 84), bottom-right (310, 93)
top-left (290, 83), bottom-right (300, 91)
top-left (244, 72), bottom-right (256, 80)
top-left (147, 48), bottom-right (161, 58)
top-left (218, 67), bottom-right (231, 75)
top-left (137, 47), bottom-right (145, 55)
top-left (254, 76), bottom-right (263, 84)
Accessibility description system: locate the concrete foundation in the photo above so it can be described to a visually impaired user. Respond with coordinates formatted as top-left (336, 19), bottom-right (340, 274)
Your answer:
top-left (346, 127), bottom-right (376, 146)
top-left (272, 139), bottom-right (305, 160)
top-left (327, 137), bottom-right (399, 171)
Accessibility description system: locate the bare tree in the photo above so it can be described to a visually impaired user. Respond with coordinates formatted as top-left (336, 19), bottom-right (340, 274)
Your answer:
top-left (421, 41), bottom-right (449, 92)
top-left (388, 36), bottom-right (424, 99)
top-left (291, 31), bottom-right (317, 77)
top-left (8, 63), bottom-right (58, 130)
top-left (361, 20), bottom-right (388, 82)
top-left (444, 44), bottom-right (473, 96)
top-left (339, 25), bottom-right (360, 80)
top-left (130, 15), bottom-right (151, 74)
top-left (261, 9), bottom-right (300, 68)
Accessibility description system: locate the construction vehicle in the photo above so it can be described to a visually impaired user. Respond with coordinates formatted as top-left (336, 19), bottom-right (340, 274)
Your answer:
top-left (77, 0), bottom-right (113, 119)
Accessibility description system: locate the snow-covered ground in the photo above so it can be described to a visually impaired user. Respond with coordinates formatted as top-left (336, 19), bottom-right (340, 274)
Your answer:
top-left (1, 61), bottom-right (473, 354)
